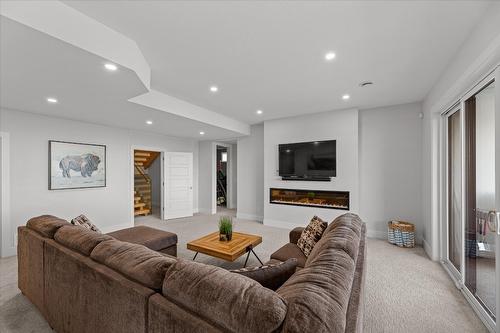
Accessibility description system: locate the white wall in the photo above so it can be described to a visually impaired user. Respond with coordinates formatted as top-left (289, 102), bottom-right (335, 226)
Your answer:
top-left (237, 124), bottom-right (264, 221)
top-left (359, 103), bottom-right (423, 242)
top-left (236, 106), bottom-right (423, 240)
top-left (263, 109), bottom-right (359, 228)
top-left (198, 141), bottom-right (215, 214)
top-left (0, 108), bottom-right (199, 257)
top-left (421, 3), bottom-right (500, 259)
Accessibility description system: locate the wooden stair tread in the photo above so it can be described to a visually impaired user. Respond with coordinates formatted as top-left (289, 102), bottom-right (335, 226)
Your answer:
top-left (134, 209), bottom-right (150, 216)
top-left (133, 150), bottom-right (160, 169)
top-left (133, 149), bottom-right (157, 217)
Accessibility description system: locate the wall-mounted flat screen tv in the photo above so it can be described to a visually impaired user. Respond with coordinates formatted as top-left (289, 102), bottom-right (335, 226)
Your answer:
top-left (278, 140), bottom-right (336, 179)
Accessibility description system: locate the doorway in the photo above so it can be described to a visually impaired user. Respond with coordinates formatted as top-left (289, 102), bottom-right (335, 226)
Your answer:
top-left (216, 145), bottom-right (228, 210)
top-left (214, 143), bottom-right (236, 215)
top-left (133, 149), bottom-right (161, 218)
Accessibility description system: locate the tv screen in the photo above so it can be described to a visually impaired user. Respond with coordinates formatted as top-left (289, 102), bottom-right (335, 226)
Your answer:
top-left (279, 140), bottom-right (336, 178)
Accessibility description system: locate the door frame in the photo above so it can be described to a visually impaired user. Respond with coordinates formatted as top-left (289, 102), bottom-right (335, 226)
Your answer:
top-left (439, 69), bottom-right (498, 333)
top-left (0, 132), bottom-right (12, 258)
top-left (440, 103), bottom-right (463, 283)
top-left (213, 142), bottom-right (234, 210)
top-left (130, 145), bottom-right (165, 224)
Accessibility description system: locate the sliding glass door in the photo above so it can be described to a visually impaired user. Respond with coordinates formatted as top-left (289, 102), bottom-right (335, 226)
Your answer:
top-left (464, 78), bottom-right (498, 324)
top-left (443, 71), bottom-right (499, 332)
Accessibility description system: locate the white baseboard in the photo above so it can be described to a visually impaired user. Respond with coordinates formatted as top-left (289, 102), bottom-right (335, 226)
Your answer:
top-left (423, 238), bottom-right (436, 260)
top-left (236, 213), bottom-right (263, 222)
top-left (263, 218), bottom-right (305, 230)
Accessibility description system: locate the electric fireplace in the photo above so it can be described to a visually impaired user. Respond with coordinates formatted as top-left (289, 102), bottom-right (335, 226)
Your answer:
top-left (269, 188), bottom-right (349, 210)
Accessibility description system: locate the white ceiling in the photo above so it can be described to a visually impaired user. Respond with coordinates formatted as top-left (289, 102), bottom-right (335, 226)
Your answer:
top-left (0, 1), bottom-right (493, 140)
top-left (64, 0), bottom-right (491, 123)
top-left (0, 17), bottom-right (243, 140)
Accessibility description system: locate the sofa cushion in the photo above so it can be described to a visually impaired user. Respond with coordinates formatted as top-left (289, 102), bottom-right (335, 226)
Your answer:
top-left (71, 214), bottom-right (102, 233)
top-left (54, 225), bottom-right (113, 256)
top-left (289, 227), bottom-right (305, 244)
top-left (230, 258), bottom-right (298, 291)
top-left (270, 243), bottom-right (307, 268)
top-left (91, 239), bottom-right (176, 290)
top-left (296, 216), bottom-right (328, 257)
top-left (307, 213), bottom-right (362, 265)
top-left (326, 212), bottom-right (363, 235)
top-left (27, 215), bottom-right (69, 238)
top-left (107, 226), bottom-right (177, 251)
top-left (162, 259), bottom-right (287, 333)
top-left (277, 249), bottom-right (356, 333)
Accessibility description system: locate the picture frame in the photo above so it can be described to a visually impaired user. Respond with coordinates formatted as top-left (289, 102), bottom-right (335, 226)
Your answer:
top-left (48, 140), bottom-right (106, 190)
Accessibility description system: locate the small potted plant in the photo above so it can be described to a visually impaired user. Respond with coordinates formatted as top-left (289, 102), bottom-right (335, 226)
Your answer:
top-left (307, 192), bottom-right (316, 202)
top-left (219, 216), bottom-right (233, 241)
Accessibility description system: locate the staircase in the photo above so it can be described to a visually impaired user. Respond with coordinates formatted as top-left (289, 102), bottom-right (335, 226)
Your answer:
top-left (134, 150), bottom-right (160, 217)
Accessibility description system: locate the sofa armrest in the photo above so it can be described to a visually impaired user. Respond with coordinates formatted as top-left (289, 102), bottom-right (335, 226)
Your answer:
top-left (289, 227), bottom-right (304, 244)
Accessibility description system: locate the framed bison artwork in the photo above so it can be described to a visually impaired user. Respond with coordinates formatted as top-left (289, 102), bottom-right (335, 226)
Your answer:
top-left (49, 140), bottom-right (106, 190)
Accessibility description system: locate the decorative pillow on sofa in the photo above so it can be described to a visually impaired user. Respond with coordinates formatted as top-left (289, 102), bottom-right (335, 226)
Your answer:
top-left (230, 258), bottom-right (298, 291)
top-left (296, 216), bottom-right (328, 257)
top-left (71, 214), bottom-right (101, 233)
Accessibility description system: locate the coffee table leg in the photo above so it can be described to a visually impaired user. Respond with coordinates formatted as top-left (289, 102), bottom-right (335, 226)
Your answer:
top-left (243, 245), bottom-right (263, 267)
top-left (192, 252), bottom-right (198, 261)
top-left (251, 249), bottom-right (264, 265)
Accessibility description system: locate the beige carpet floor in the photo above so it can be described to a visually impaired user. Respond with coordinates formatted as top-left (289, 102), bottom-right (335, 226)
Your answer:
top-left (0, 211), bottom-right (489, 332)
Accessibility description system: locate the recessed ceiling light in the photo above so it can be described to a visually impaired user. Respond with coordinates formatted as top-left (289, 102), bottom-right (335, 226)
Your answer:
top-left (342, 94), bottom-right (350, 100)
top-left (256, 110), bottom-right (263, 115)
top-left (104, 63), bottom-right (118, 71)
top-left (146, 120), bottom-right (153, 125)
top-left (199, 131), bottom-right (205, 135)
top-left (209, 86), bottom-right (218, 92)
top-left (325, 52), bottom-right (336, 61)
top-left (46, 97), bottom-right (58, 103)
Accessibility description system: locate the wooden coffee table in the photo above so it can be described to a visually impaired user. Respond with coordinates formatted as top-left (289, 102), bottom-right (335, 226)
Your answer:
top-left (187, 232), bottom-right (263, 267)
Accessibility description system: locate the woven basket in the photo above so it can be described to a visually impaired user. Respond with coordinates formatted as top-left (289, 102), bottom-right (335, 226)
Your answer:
top-left (388, 221), bottom-right (415, 248)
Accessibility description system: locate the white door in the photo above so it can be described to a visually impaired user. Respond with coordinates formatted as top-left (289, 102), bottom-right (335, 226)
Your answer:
top-left (164, 152), bottom-right (193, 220)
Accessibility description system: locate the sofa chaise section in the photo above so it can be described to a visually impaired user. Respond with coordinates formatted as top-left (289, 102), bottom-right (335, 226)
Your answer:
top-left (107, 225), bottom-right (178, 256)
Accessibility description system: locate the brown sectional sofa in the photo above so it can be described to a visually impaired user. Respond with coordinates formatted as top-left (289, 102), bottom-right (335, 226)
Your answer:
top-left (18, 213), bottom-right (366, 333)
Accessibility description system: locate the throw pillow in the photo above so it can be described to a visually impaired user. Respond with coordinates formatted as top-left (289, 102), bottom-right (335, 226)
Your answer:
top-left (230, 258), bottom-right (298, 291)
top-left (71, 214), bottom-right (102, 233)
top-left (296, 216), bottom-right (328, 257)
